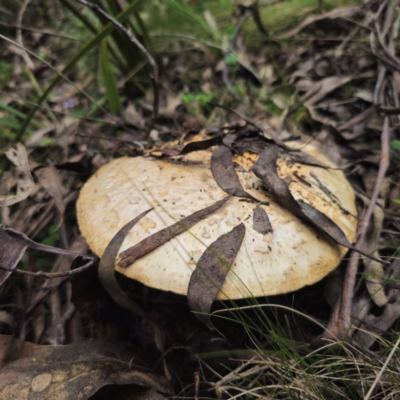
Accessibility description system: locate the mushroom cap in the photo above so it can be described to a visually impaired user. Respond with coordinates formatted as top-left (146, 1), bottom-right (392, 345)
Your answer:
top-left (77, 142), bottom-right (357, 300)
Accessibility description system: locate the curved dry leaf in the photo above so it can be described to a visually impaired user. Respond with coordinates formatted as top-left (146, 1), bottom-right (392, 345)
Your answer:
top-left (0, 143), bottom-right (35, 207)
top-left (281, 6), bottom-right (358, 38)
top-left (0, 340), bottom-right (172, 400)
top-left (188, 223), bottom-right (246, 329)
top-left (178, 135), bottom-right (221, 155)
top-left (98, 209), bottom-right (153, 320)
top-left (211, 145), bottom-right (259, 201)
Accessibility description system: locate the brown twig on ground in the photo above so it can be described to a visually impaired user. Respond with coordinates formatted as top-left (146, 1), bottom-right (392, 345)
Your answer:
top-left (1, 258), bottom-right (97, 279)
top-left (340, 116), bottom-right (390, 336)
top-left (194, 370), bottom-right (200, 400)
top-left (74, 0), bottom-right (159, 139)
top-left (315, 117), bottom-right (390, 346)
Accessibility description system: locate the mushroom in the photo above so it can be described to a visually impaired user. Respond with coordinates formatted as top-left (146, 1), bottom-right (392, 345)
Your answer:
top-left (77, 141), bottom-right (357, 300)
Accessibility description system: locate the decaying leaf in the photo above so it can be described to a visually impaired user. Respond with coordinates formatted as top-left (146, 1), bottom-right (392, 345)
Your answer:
top-left (0, 143), bottom-right (35, 207)
top-left (253, 206), bottom-right (272, 234)
top-left (0, 339), bottom-right (172, 400)
top-left (0, 227), bottom-right (92, 286)
top-left (250, 145), bottom-right (385, 266)
top-left (301, 76), bottom-right (352, 106)
top-left (119, 196), bottom-right (230, 268)
top-left (211, 145), bottom-right (260, 201)
top-left (188, 223), bottom-right (246, 329)
top-left (0, 335), bottom-right (46, 369)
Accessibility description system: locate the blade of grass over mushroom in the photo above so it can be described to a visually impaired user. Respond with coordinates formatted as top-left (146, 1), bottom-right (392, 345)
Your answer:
top-left (188, 223), bottom-right (246, 330)
top-left (118, 196), bottom-right (231, 269)
top-left (211, 145), bottom-right (260, 201)
top-left (16, 0), bottom-right (146, 141)
top-left (252, 145), bottom-right (388, 265)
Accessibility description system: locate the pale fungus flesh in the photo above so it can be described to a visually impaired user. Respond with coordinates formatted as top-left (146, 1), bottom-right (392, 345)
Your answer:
top-left (77, 141), bottom-right (357, 300)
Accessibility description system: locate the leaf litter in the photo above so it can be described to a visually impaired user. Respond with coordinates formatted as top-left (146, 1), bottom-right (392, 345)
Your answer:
top-left (2, 0), bottom-right (400, 398)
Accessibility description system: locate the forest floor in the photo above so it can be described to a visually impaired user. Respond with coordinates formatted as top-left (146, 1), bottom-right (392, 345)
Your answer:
top-left (1, 0), bottom-right (400, 399)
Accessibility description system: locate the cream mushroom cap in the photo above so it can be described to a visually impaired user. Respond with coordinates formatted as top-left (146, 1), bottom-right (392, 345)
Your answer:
top-left (77, 142), bottom-right (357, 300)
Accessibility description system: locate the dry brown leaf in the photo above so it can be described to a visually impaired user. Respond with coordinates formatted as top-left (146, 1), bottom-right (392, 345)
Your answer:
top-left (252, 145), bottom-right (351, 248)
top-left (211, 145), bottom-right (260, 201)
top-left (0, 340), bottom-right (172, 399)
top-left (301, 76), bottom-right (352, 106)
top-left (0, 335), bottom-right (46, 369)
top-left (0, 143), bottom-right (35, 207)
top-left (188, 223), bottom-right (246, 329)
top-left (281, 6), bottom-right (359, 39)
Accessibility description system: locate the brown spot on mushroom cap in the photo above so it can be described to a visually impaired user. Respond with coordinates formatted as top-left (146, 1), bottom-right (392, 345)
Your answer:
top-left (77, 142), bottom-right (357, 300)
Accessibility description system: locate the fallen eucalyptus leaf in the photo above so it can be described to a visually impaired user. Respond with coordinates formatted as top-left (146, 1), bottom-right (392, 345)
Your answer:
top-left (211, 145), bottom-right (260, 201)
top-left (252, 145), bottom-right (386, 265)
top-left (188, 223), bottom-right (246, 329)
top-left (0, 339), bottom-right (172, 400)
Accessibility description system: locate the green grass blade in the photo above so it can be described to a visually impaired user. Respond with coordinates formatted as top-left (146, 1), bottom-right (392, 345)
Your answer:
top-left (59, 0), bottom-right (97, 33)
top-left (100, 39), bottom-right (121, 114)
top-left (60, 0), bottom-right (128, 72)
top-left (17, 0), bottom-right (146, 142)
top-left (0, 103), bottom-right (42, 129)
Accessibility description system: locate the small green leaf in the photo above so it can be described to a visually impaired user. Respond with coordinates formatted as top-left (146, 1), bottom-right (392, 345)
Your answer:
top-left (391, 140), bottom-right (400, 152)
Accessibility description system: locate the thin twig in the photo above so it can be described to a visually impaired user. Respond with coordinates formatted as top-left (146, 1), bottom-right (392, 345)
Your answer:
top-left (208, 102), bottom-right (297, 151)
top-left (1, 258), bottom-right (97, 279)
top-left (223, 7), bottom-right (251, 100)
top-left (340, 116), bottom-right (390, 339)
top-left (16, 0), bottom-right (34, 69)
top-left (74, 0), bottom-right (159, 138)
